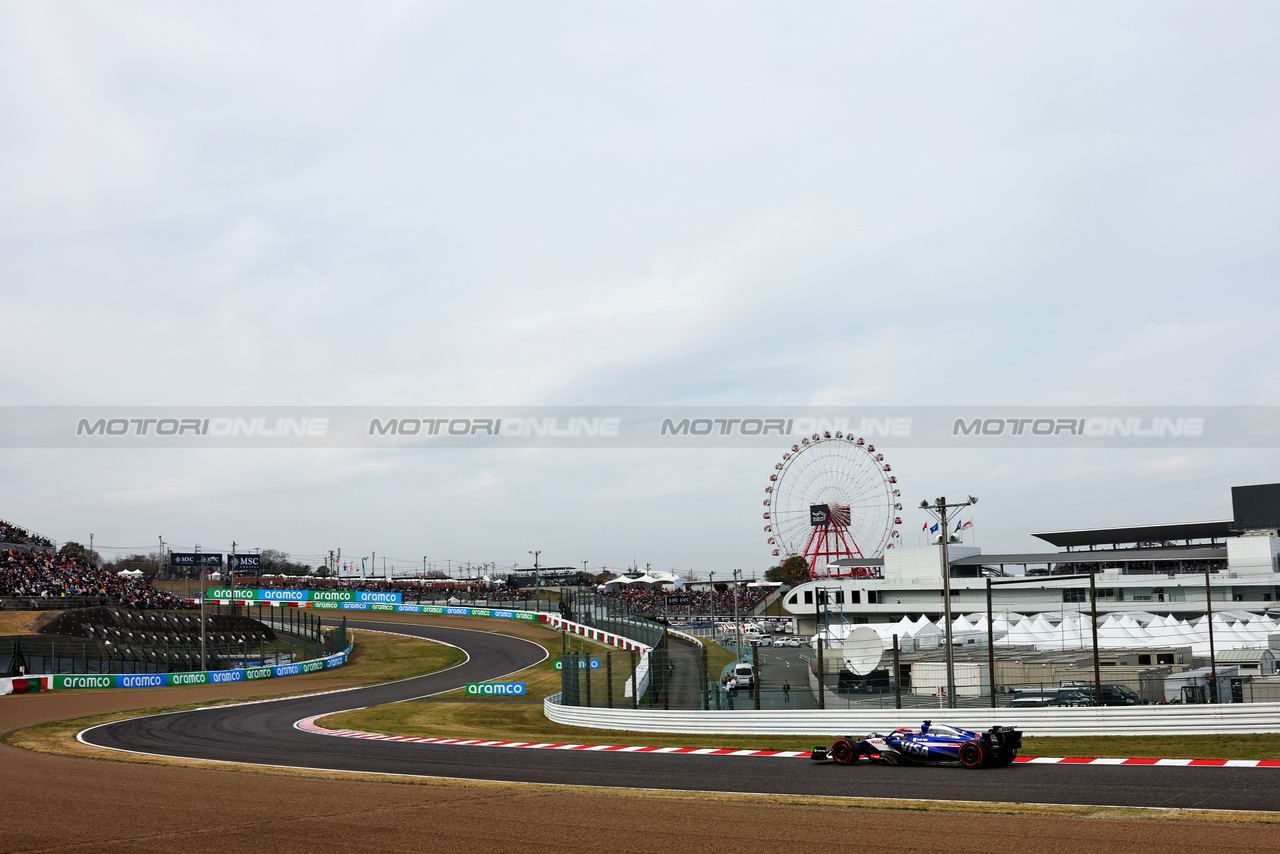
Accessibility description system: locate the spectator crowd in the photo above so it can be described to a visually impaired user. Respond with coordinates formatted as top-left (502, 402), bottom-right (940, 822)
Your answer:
top-left (1, 548), bottom-right (191, 609)
top-left (594, 586), bottom-right (772, 617)
top-left (0, 520), bottom-right (54, 548)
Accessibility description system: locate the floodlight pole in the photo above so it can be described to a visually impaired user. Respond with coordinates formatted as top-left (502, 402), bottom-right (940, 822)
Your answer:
top-left (921, 495), bottom-right (977, 709)
top-left (529, 550), bottom-right (541, 611)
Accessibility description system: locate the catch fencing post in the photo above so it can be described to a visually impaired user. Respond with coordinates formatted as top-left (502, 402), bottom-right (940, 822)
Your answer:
top-left (987, 578), bottom-right (997, 708)
top-left (816, 637), bottom-right (825, 710)
top-left (700, 642), bottom-right (709, 711)
top-left (606, 651), bottom-right (613, 709)
top-left (752, 642), bottom-right (760, 710)
top-left (893, 634), bottom-right (901, 709)
top-left (1204, 564), bottom-right (1218, 704)
top-left (1090, 571), bottom-right (1103, 706)
top-left (630, 649), bottom-right (638, 709)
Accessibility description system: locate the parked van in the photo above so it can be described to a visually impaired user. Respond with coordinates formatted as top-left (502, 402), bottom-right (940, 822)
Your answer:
top-left (732, 663), bottom-right (755, 691)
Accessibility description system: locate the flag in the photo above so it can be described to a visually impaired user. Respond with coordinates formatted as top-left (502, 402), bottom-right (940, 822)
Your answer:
top-left (954, 520), bottom-right (963, 533)
top-left (962, 520), bottom-right (973, 530)
top-left (921, 522), bottom-right (928, 532)
top-left (929, 523), bottom-right (939, 534)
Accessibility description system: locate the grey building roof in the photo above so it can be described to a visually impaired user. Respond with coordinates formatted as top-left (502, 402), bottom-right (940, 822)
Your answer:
top-left (1032, 521), bottom-right (1232, 549)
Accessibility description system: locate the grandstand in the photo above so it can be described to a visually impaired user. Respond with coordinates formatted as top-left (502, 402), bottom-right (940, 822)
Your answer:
top-left (2, 517), bottom-right (191, 611)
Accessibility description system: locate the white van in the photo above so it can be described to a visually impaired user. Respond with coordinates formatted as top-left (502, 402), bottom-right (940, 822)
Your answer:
top-left (732, 663), bottom-right (755, 691)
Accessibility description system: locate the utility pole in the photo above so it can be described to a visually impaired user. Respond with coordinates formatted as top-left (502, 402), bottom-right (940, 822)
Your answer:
top-left (919, 495), bottom-right (978, 709)
top-left (89, 533), bottom-right (94, 569)
top-left (1205, 563), bottom-right (1218, 703)
top-left (708, 572), bottom-right (715, 640)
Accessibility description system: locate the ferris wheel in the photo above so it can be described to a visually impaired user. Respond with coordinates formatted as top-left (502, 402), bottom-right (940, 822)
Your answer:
top-left (763, 432), bottom-right (901, 578)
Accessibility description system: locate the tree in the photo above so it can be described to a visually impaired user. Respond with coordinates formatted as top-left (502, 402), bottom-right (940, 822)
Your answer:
top-left (764, 555), bottom-right (809, 587)
top-left (59, 541), bottom-right (102, 567)
top-left (258, 549), bottom-right (312, 576)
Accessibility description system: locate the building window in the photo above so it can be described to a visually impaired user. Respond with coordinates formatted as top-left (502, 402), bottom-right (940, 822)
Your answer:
top-left (867, 591), bottom-right (878, 604)
top-left (834, 590), bottom-right (845, 604)
top-left (1063, 588), bottom-right (1086, 604)
top-left (848, 591), bottom-right (860, 604)
top-left (787, 593), bottom-right (798, 605)
top-left (1138, 655), bottom-right (1151, 665)
top-left (1157, 653), bottom-right (1174, 665)
top-left (804, 591), bottom-right (812, 605)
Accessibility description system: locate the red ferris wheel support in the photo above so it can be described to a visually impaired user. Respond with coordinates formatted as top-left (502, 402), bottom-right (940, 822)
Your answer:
top-left (801, 519), bottom-right (863, 579)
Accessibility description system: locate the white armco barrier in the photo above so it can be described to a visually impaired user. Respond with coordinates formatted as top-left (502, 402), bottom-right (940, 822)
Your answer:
top-left (543, 698), bottom-right (1280, 737)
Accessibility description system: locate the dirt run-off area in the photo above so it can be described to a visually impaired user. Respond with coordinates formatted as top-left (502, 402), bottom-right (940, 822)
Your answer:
top-left (2, 615), bottom-right (1279, 854)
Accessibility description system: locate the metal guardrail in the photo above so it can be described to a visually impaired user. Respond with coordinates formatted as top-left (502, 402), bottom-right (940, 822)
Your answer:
top-left (543, 698), bottom-right (1280, 736)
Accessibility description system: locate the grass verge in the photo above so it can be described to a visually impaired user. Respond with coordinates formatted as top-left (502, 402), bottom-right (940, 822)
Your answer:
top-left (0, 610), bottom-right (45, 634)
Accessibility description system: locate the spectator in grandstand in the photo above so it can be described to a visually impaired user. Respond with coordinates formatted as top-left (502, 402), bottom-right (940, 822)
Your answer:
top-left (1, 548), bottom-right (191, 610)
top-left (0, 520), bottom-right (55, 548)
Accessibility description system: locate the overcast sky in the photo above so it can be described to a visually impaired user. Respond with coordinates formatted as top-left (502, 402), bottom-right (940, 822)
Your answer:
top-left (2, 2), bottom-right (1278, 577)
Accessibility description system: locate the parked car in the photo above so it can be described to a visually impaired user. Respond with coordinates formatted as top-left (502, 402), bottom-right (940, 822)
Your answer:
top-left (1059, 681), bottom-right (1142, 706)
top-left (1006, 689), bottom-right (1091, 708)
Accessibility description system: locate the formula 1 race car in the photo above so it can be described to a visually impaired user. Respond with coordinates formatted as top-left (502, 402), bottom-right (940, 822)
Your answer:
top-left (810, 721), bottom-right (1021, 769)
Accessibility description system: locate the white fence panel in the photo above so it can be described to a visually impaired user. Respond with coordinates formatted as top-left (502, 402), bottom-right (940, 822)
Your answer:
top-left (543, 697), bottom-right (1280, 736)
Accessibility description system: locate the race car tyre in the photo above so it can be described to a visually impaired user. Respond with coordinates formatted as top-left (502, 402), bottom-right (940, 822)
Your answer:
top-left (831, 738), bottom-right (861, 765)
top-left (959, 739), bottom-right (986, 769)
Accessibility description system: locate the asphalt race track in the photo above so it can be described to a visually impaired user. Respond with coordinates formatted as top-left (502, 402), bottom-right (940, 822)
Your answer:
top-left (81, 619), bottom-right (1280, 812)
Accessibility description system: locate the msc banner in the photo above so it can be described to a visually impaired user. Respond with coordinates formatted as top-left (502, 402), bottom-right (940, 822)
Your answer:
top-left (49, 649), bottom-right (351, 690)
top-left (465, 682), bottom-right (526, 696)
top-left (171, 552), bottom-right (223, 568)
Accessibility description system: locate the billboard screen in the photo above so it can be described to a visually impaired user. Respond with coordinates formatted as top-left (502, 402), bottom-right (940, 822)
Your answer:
top-left (1231, 483), bottom-right (1280, 530)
